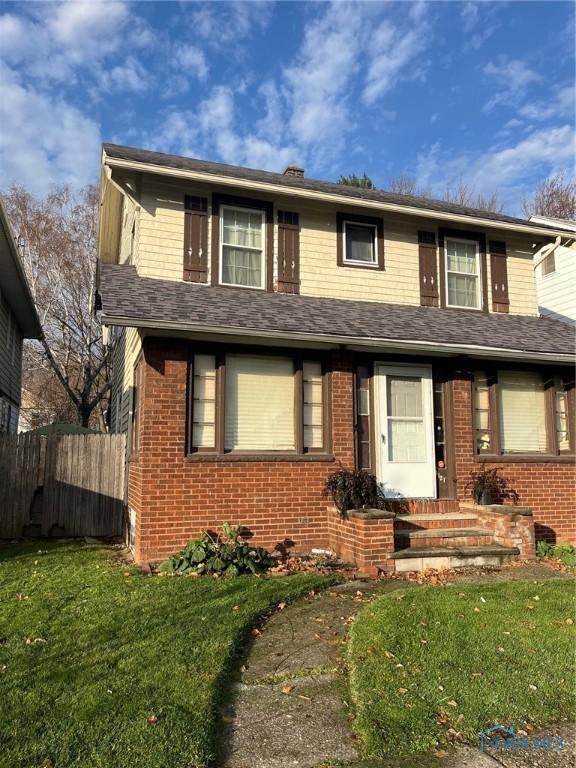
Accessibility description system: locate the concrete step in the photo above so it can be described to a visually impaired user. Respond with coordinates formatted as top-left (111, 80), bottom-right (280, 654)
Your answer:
top-left (389, 544), bottom-right (520, 573)
top-left (395, 513), bottom-right (478, 531)
top-left (394, 527), bottom-right (493, 548)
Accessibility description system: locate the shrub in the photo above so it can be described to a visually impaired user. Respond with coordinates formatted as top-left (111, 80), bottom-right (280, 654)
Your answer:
top-left (537, 540), bottom-right (576, 567)
top-left (324, 468), bottom-right (389, 514)
top-left (161, 523), bottom-right (276, 576)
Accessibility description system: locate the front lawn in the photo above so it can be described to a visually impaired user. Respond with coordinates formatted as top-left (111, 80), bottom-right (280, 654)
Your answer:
top-left (0, 542), bottom-right (336, 768)
top-left (349, 580), bottom-right (575, 757)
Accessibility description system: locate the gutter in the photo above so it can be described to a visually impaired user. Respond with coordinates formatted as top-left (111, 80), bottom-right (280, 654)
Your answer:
top-left (102, 153), bottom-right (568, 239)
top-left (100, 313), bottom-right (574, 365)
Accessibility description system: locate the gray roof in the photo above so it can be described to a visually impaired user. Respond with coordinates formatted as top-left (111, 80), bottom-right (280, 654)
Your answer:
top-left (98, 264), bottom-right (574, 359)
top-left (103, 143), bottom-right (555, 231)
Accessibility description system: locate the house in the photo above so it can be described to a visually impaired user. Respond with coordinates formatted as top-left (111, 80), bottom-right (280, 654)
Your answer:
top-left (531, 215), bottom-right (576, 325)
top-left (96, 144), bottom-right (575, 572)
top-left (0, 197), bottom-right (42, 433)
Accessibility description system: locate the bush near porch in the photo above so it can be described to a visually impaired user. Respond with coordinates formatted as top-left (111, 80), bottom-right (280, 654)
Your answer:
top-left (0, 542), bottom-right (337, 768)
top-left (348, 580), bottom-right (575, 757)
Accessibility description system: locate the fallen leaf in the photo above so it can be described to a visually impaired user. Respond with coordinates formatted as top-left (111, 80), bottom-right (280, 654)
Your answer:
top-left (277, 602), bottom-right (287, 610)
top-left (366, 647), bottom-right (377, 654)
top-left (231, 605), bottom-right (240, 612)
top-left (532, 596), bottom-right (540, 601)
top-left (527, 604), bottom-right (534, 610)
top-left (473, 607), bottom-right (480, 613)
top-left (480, 596), bottom-right (486, 603)
top-left (251, 628), bottom-right (262, 637)
top-left (447, 700), bottom-right (458, 707)
top-left (434, 749), bottom-right (448, 758)
top-left (281, 685), bottom-right (293, 695)
top-left (147, 715), bottom-right (158, 725)
top-left (565, 618), bottom-right (574, 625)
top-left (398, 687), bottom-right (408, 695)
top-left (420, 638), bottom-right (428, 644)
top-left (471, 672), bottom-right (483, 678)
top-left (529, 684), bottom-right (537, 691)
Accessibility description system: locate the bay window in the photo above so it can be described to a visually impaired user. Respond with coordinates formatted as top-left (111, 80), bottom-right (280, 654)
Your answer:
top-left (220, 206), bottom-right (265, 288)
top-left (188, 350), bottom-right (329, 456)
top-left (473, 369), bottom-right (574, 458)
top-left (445, 238), bottom-right (481, 309)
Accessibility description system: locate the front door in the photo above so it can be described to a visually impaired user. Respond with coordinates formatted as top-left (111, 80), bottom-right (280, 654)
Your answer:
top-left (376, 364), bottom-right (436, 499)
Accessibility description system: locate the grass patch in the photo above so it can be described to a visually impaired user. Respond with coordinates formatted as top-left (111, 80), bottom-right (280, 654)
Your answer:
top-left (0, 542), bottom-right (337, 768)
top-left (348, 580), bottom-right (575, 757)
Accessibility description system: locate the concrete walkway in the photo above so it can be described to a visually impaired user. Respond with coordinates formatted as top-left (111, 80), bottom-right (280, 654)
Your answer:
top-left (219, 564), bottom-right (574, 768)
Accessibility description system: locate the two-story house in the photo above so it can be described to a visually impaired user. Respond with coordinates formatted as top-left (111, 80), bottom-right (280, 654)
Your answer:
top-left (0, 197), bottom-right (42, 432)
top-left (531, 215), bottom-right (576, 325)
top-left (97, 144), bottom-right (575, 571)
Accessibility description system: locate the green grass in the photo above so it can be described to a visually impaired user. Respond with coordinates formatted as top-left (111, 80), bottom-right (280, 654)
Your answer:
top-left (348, 580), bottom-right (575, 757)
top-left (0, 542), bottom-right (337, 768)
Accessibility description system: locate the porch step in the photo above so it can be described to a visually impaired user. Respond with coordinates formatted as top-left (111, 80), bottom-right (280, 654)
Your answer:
top-left (395, 513), bottom-right (478, 531)
top-left (394, 527), bottom-right (493, 548)
top-left (389, 544), bottom-right (520, 573)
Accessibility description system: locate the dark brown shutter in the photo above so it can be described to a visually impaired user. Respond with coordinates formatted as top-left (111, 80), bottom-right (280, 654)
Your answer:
top-left (418, 231), bottom-right (439, 307)
top-left (277, 211), bottom-right (300, 294)
top-left (489, 240), bottom-right (509, 313)
top-left (183, 195), bottom-right (208, 282)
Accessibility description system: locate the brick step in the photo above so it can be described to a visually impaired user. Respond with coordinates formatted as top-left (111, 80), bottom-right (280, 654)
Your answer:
top-left (394, 528), bottom-right (493, 549)
top-left (388, 544), bottom-right (520, 573)
top-left (395, 513), bottom-right (478, 531)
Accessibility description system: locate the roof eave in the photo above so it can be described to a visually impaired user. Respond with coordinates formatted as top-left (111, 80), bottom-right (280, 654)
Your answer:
top-left (100, 313), bottom-right (573, 365)
top-left (101, 150), bottom-right (568, 239)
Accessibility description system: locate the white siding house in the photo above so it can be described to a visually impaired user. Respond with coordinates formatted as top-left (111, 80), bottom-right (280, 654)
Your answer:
top-left (531, 216), bottom-right (576, 325)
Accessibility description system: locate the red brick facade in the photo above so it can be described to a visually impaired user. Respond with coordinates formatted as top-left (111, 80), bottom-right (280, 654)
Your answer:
top-left (128, 338), bottom-right (575, 564)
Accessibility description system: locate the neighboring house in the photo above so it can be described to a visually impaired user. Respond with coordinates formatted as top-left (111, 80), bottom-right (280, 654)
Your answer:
top-left (0, 198), bottom-right (42, 432)
top-left (531, 215), bottom-right (576, 325)
top-left (97, 144), bottom-right (575, 571)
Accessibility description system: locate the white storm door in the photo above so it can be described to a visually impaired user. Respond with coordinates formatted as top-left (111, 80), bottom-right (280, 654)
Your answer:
top-left (376, 364), bottom-right (436, 499)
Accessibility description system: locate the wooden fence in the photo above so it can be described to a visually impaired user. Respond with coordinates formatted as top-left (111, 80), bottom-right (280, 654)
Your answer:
top-left (0, 433), bottom-right (126, 539)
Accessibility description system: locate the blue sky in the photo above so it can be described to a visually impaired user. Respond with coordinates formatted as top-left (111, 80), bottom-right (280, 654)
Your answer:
top-left (0, 0), bottom-right (574, 214)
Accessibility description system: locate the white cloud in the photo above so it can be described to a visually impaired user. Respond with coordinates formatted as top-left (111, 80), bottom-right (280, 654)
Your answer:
top-left (100, 57), bottom-right (150, 94)
top-left (0, 66), bottom-right (101, 194)
top-left (483, 56), bottom-right (542, 111)
top-left (416, 125), bottom-right (575, 213)
top-left (172, 45), bottom-right (208, 82)
top-left (461, 3), bottom-right (479, 32)
top-left (0, 1), bottom-right (150, 86)
top-left (519, 84), bottom-right (574, 121)
top-left (189, 1), bottom-right (273, 46)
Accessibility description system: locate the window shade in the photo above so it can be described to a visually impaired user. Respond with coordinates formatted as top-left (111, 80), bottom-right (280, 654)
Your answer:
top-left (498, 371), bottom-right (547, 453)
top-left (225, 356), bottom-right (295, 450)
top-left (345, 223), bottom-right (376, 263)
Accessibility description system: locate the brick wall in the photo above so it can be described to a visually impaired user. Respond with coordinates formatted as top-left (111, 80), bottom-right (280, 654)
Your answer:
top-left (128, 339), bottom-right (355, 563)
top-left (452, 373), bottom-right (575, 544)
top-left (128, 341), bottom-right (575, 563)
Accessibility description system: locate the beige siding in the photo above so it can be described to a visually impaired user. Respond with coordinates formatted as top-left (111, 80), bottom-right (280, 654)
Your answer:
top-left (128, 175), bottom-right (540, 317)
top-left (109, 326), bottom-right (142, 435)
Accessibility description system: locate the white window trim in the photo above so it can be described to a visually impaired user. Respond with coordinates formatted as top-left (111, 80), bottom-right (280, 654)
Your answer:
top-left (445, 236), bottom-right (482, 310)
top-left (342, 220), bottom-right (378, 267)
top-left (219, 205), bottom-right (266, 290)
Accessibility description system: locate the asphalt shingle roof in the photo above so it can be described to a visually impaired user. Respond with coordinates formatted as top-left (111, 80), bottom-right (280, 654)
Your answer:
top-left (103, 143), bottom-right (558, 231)
top-left (98, 264), bottom-right (574, 358)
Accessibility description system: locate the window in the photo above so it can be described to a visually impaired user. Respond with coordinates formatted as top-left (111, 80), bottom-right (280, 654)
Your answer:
top-left (498, 371), bottom-right (547, 453)
top-left (220, 206), bottom-right (265, 288)
top-left (445, 238), bottom-right (481, 309)
top-left (473, 369), bottom-right (574, 457)
top-left (188, 352), bottom-right (328, 455)
top-left (542, 251), bottom-right (555, 276)
top-left (225, 356), bottom-right (294, 451)
top-left (343, 221), bottom-right (377, 265)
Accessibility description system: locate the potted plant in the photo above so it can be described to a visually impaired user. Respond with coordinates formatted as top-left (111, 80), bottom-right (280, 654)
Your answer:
top-left (324, 468), bottom-right (392, 514)
top-left (467, 467), bottom-right (519, 505)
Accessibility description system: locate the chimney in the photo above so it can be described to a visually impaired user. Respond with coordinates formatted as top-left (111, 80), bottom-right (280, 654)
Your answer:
top-left (283, 164), bottom-right (305, 179)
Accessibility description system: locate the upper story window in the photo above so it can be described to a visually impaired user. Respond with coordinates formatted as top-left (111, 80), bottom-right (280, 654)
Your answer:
top-left (343, 221), bottom-right (377, 266)
top-left (541, 251), bottom-right (555, 276)
top-left (220, 206), bottom-right (266, 289)
top-left (445, 237), bottom-right (481, 309)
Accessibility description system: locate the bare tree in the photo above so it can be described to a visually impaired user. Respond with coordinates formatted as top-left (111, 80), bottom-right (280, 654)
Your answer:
top-left (3, 185), bottom-right (112, 428)
top-left (386, 175), bottom-right (503, 213)
top-left (522, 172), bottom-right (576, 220)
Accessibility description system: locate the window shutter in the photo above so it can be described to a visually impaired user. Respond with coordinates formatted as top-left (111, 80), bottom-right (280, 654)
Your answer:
top-left (489, 240), bottom-right (509, 313)
top-left (277, 211), bottom-right (300, 293)
top-left (183, 196), bottom-right (208, 282)
top-left (418, 231), bottom-right (439, 307)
